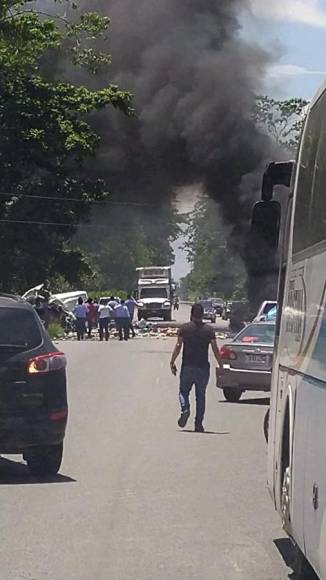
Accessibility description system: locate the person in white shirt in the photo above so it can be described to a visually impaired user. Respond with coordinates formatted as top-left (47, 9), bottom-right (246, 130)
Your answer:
top-left (98, 301), bottom-right (113, 341)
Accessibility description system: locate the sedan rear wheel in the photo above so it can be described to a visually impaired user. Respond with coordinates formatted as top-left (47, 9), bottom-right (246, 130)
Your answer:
top-left (223, 388), bottom-right (243, 402)
top-left (25, 443), bottom-right (63, 476)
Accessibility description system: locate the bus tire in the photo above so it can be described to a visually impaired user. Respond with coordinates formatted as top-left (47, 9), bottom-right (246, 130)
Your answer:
top-left (280, 404), bottom-right (291, 533)
top-left (281, 466), bottom-right (291, 533)
top-left (293, 545), bottom-right (317, 579)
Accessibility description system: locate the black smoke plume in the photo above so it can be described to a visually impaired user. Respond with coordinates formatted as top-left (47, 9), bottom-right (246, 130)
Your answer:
top-left (40, 0), bottom-right (277, 297)
top-left (79, 1), bottom-right (272, 208)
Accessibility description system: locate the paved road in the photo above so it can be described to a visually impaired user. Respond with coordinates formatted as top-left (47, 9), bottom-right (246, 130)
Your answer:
top-left (172, 302), bottom-right (230, 333)
top-left (0, 327), bottom-right (292, 579)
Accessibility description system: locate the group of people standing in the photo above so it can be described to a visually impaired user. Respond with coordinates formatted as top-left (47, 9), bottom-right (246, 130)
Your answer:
top-left (73, 295), bottom-right (137, 342)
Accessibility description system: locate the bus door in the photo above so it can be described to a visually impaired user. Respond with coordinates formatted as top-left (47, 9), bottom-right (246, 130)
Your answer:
top-left (272, 367), bottom-right (288, 511)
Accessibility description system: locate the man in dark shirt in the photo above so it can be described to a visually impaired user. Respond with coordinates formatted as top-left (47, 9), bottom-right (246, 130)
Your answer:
top-left (170, 303), bottom-right (223, 432)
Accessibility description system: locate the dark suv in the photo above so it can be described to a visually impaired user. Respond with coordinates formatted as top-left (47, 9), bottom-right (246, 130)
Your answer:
top-left (0, 295), bottom-right (68, 475)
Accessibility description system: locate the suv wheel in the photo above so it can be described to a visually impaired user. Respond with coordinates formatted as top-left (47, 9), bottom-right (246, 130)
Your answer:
top-left (25, 443), bottom-right (63, 476)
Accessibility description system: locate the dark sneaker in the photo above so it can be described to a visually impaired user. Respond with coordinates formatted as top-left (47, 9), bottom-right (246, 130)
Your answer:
top-left (195, 424), bottom-right (205, 433)
top-left (178, 409), bottom-right (190, 428)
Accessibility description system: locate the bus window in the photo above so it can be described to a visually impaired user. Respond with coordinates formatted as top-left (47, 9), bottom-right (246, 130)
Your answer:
top-left (293, 91), bottom-right (326, 256)
top-left (293, 102), bottom-right (320, 255)
top-left (310, 121), bottom-right (326, 247)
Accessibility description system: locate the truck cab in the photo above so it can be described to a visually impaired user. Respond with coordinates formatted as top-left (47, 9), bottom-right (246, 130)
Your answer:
top-left (136, 267), bottom-right (173, 321)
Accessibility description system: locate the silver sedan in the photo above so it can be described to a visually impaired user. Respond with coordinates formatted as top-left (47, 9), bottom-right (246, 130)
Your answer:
top-left (216, 322), bottom-right (275, 402)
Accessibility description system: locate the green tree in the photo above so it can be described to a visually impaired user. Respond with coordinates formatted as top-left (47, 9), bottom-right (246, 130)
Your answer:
top-left (254, 96), bottom-right (309, 152)
top-left (0, 1), bottom-right (132, 292)
top-left (182, 199), bottom-right (246, 300)
top-left (75, 204), bottom-right (182, 291)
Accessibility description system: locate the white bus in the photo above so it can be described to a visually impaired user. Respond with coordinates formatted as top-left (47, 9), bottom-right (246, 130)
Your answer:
top-left (251, 82), bottom-right (326, 578)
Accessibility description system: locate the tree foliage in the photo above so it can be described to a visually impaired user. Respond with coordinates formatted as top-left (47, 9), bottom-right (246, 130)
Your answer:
top-left (75, 205), bottom-right (182, 291)
top-left (182, 199), bottom-right (247, 300)
top-left (0, 0), bottom-right (133, 293)
top-left (254, 96), bottom-right (309, 152)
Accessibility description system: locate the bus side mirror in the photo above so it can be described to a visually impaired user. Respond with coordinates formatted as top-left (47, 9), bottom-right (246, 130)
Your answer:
top-left (134, 290), bottom-right (138, 299)
top-left (251, 200), bottom-right (281, 250)
top-left (246, 200), bottom-right (281, 276)
top-left (262, 161), bottom-right (294, 201)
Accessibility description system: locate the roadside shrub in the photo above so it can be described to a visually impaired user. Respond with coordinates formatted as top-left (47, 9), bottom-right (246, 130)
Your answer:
top-left (48, 322), bottom-right (65, 340)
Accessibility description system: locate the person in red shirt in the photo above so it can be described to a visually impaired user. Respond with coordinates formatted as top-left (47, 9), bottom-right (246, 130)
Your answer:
top-left (86, 298), bottom-right (98, 338)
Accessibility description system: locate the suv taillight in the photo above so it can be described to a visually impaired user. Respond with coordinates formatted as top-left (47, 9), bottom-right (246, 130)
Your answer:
top-left (220, 346), bottom-right (237, 361)
top-left (28, 352), bottom-right (67, 375)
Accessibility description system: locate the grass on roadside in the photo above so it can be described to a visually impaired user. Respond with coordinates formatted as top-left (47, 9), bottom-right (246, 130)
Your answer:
top-left (48, 322), bottom-right (65, 340)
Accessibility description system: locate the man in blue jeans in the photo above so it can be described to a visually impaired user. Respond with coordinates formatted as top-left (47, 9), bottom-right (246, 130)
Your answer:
top-left (170, 303), bottom-right (223, 432)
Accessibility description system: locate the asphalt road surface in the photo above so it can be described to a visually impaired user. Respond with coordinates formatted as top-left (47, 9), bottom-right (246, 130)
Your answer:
top-left (165, 302), bottom-right (230, 331)
top-left (0, 307), bottom-right (292, 580)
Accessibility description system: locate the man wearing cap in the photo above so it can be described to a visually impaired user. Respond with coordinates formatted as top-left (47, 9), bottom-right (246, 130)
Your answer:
top-left (170, 303), bottom-right (223, 432)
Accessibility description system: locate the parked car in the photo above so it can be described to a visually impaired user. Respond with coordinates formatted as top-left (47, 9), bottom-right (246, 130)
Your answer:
top-left (199, 300), bottom-right (216, 323)
top-left (0, 295), bottom-right (68, 475)
top-left (216, 321), bottom-right (275, 402)
top-left (253, 300), bottom-right (277, 322)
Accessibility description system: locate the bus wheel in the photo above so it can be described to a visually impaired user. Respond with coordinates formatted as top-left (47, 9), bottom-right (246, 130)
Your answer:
top-left (263, 409), bottom-right (269, 443)
top-left (281, 466), bottom-right (291, 533)
top-left (293, 545), bottom-right (317, 579)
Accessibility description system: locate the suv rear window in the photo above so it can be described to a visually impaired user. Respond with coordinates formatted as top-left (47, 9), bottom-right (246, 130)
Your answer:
top-left (0, 308), bottom-right (42, 350)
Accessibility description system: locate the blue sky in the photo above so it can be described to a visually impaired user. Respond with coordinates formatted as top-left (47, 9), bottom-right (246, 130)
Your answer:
top-left (246, 0), bottom-right (326, 100)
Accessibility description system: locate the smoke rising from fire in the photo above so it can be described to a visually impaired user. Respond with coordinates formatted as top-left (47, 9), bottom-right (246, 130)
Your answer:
top-left (60, 1), bottom-right (274, 218)
top-left (38, 0), bottom-right (278, 293)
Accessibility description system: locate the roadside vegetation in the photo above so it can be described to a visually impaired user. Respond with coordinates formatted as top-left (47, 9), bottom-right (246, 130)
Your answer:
top-left (0, 0), bottom-right (132, 293)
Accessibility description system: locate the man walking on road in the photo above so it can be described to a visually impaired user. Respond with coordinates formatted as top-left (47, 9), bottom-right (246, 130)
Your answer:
top-left (114, 299), bottom-right (131, 341)
top-left (170, 303), bottom-right (223, 432)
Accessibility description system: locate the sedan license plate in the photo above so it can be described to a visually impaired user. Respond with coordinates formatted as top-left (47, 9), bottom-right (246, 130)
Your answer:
top-left (246, 354), bottom-right (267, 364)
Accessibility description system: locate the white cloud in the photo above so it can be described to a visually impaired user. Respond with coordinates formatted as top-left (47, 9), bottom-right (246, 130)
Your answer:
top-left (268, 64), bottom-right (326, 77)
top-left (249, 0), bottom-right (326, 28)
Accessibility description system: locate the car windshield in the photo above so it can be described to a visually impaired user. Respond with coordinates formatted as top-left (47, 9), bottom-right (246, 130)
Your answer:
top-left (0, 308), bottom-right (42, 349)
top-left (236, 324), bottom-right (276, 344)
top-left (140, 288), bottom-right (168, 299)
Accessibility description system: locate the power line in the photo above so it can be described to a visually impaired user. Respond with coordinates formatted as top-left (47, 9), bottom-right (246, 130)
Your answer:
top-left (0, 218), bottom-right (178, 228)
top-left (0, 192), bottom-right (158, 208)
top-left (0, 219), bottom-right (108, 228)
